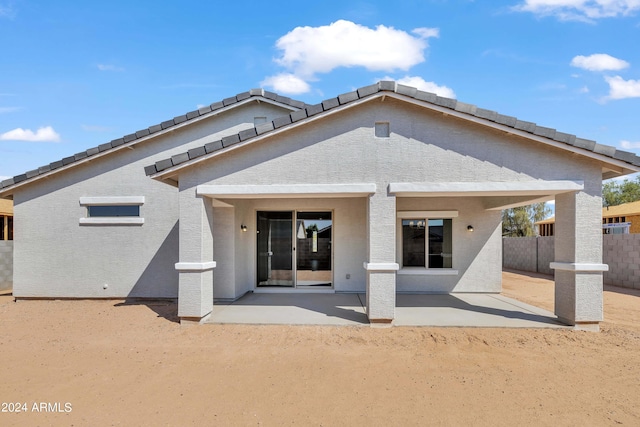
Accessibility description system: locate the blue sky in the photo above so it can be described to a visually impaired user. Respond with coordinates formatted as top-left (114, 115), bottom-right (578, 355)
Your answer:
top-left (1, 0), bottom-right (640, 181)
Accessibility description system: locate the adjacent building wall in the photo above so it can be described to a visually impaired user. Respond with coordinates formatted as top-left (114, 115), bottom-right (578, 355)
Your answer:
top-left (503, 235), bottom-right (640, 289)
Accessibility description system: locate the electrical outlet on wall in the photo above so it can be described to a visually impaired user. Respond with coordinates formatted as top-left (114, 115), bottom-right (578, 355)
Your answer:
top-left (346, 274), bottom-right (350, 279)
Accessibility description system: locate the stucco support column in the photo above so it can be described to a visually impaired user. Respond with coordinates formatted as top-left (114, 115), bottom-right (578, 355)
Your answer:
top-left (176, 189), bottom-right (215, 324)
top-left (212, 205), bottom-right (235, 300)
top-left (364, 191), bottom-right (398, 323)
top-left (551, 190), bottom-right (607, 331)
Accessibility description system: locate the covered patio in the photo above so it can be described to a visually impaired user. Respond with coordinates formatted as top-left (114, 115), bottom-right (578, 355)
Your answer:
top-left (207, 291), bottom-right (566, 328)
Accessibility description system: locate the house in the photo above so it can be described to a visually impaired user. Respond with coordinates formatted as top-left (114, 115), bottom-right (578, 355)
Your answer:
top-left (1, 81), bottom-right (639, 329)
top-left (0, 198), bottom-right (12, 241)
top-left (537, 199), bottom-right (640, 236)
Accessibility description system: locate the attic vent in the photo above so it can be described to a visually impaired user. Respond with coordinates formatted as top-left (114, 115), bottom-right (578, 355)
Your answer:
top-left (375, 122), bottom-right (390, 138)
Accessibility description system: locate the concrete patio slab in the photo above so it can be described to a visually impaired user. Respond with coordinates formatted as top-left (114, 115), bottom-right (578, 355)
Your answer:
top-left (209, 293), bottom-right (368, 325)
top-left (394, 294), bottom-right (566, 328)
top-left (208, 292), bottom-right (567, 328)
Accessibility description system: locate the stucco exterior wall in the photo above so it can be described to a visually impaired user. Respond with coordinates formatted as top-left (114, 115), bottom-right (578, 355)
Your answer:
top-left (12, 101), bottom-right (291, 298)
top-left (211, 197), bottom-right (367, 298)
top-left (396, 197), bottom-right (502, 293)
top-left (0, 241), bottom-right (12, 291)
top-left (8, 91), bottom-right (610, 300)
top-left (178, 98), bottom-right (602, 295)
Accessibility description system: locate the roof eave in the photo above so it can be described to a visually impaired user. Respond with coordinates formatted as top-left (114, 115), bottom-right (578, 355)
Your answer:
top-left (148, 90), bottom-right (640, 183)
top-left (0, 96), bottom-right (300, 197)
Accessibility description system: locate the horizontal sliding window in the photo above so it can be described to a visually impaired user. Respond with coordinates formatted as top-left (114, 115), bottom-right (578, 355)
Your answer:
top-left (87, 205), bottom-right (140, 217)
top-left (79, 196), bottom-right (144, 226)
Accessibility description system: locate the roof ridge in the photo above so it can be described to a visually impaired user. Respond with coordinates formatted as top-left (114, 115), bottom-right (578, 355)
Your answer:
top-left (0, 89), bottom-right (308, 189)
top-left (144, 80), bottom-right (640, 176)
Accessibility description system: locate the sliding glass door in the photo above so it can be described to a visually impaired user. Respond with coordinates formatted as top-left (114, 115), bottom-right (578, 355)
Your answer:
top-left (295, 212), bottom-right (332, 287)
top-left (257, 211), bottom-right (332, 288)
top-left (257, 211), bottom-right (294, 287)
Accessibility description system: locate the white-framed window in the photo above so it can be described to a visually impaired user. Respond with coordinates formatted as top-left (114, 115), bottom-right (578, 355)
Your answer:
top-left (79, 196), bottom-right (145, 225)
top-left (397, 211), bottom-right (457, 272)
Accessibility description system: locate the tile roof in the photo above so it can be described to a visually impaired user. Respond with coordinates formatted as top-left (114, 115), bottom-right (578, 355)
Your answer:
top-left (144, 81), bottom-right (640, 177)
top-left (0, 90), bottom-right (308, 190)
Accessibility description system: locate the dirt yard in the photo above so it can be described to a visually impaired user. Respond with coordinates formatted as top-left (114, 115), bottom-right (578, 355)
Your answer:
top-left (1, 270), bottom-right (639, 426)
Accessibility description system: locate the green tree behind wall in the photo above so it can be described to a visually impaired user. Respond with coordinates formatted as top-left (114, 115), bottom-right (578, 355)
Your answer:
top-left (502, 203), bottom-right (551, 237)
top-left (603, 176), bottom-right (640, 207)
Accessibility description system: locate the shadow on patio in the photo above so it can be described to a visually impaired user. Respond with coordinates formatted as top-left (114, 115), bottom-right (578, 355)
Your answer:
top-left (208, 292), bottom-right (566, 328)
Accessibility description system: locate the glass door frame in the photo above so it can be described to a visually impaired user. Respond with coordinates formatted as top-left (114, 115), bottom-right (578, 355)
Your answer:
top-left (255, 209), bottom-right (334, 290)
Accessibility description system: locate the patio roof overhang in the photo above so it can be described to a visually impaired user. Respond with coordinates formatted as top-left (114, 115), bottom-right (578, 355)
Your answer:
top-left (196, 183), bottom-right (377, 199)
top-left (389, 180), bottom-right (584, 210)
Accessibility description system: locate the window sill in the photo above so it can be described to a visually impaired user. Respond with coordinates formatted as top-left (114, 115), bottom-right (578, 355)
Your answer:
top-left (79, 218), bottom-right (144, 226)
top-left (397, 268), bottom-right (459, 276)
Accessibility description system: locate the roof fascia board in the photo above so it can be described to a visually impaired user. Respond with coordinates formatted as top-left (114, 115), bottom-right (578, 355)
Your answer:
top-left (383, 92), bottom-right (640, 174)
top-left (0, 96), bottom-right (297, 196)
top-left (149, 95), bottom-right (378, 180)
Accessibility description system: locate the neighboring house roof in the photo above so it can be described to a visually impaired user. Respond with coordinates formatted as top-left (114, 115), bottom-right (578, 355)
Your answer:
top-left (536, 217), bottom-right (555, 225)
top-left (144, 81), bottom-right (640, 182)
top-left (0, 198), bottom-right (12, 216)
top-left (603, 200), bottom-right (640, 218)
top-left (536, 200), bottom-right (640, 225)
top-left (0, 90), bottom-right (308, 194)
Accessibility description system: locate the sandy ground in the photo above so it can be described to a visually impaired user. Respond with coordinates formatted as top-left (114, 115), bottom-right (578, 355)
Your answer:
top-left (1, 270), bottom-right (639, 426)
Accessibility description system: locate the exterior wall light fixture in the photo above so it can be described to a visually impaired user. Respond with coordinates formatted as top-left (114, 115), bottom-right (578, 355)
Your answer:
top-left (467, 225), bottom-right (474, 232)
top-left (240, 224), bottom-right (248, 232)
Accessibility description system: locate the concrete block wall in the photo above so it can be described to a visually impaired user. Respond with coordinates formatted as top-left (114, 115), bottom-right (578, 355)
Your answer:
top-left (0, 241), bottom-right (13, 291)
top-left (502, 237), bottom-right (537, 272)
top-left (603, 234), bottom-right (640, 289)
top-left (503, 235), bottom-right (640, 289)
top-left (536, 236), bottom-right (555, 275)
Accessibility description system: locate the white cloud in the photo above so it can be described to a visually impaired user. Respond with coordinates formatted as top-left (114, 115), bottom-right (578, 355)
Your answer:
top-left (263, 20), bottom-right (439, 93)
top-left (571, 54), bottom-right (629, 71)
top-left (412, 27), bottom-right (440, 38)
top-left (0, 126), bottom-right (61, 142)
top-left (274, 20), bottom-right (436, 77)
top-left (604, 75), bottom-right (640, 100)
top-left (97, 64), bottom-right (124, 72)
top-left (261, 73), bottom-right (311, 95)
top-left (384, 75), bottom-right (456, 98)
top-left (621, 140), bottom-right (640, 149)
top-left (578, 86), bottom-right (590, 93)
top-left (0, 106), bottom-right (21, 113)
top-left (0, 175), bottom-right (10, 181)
top-left (514, 0), bottom-right (640, 22)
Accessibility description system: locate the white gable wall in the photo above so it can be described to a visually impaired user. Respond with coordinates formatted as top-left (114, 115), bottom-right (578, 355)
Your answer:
top-left (177, 98), bottom-right (602, 296)
top-left (12, 101), bottom-right (292, 298)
